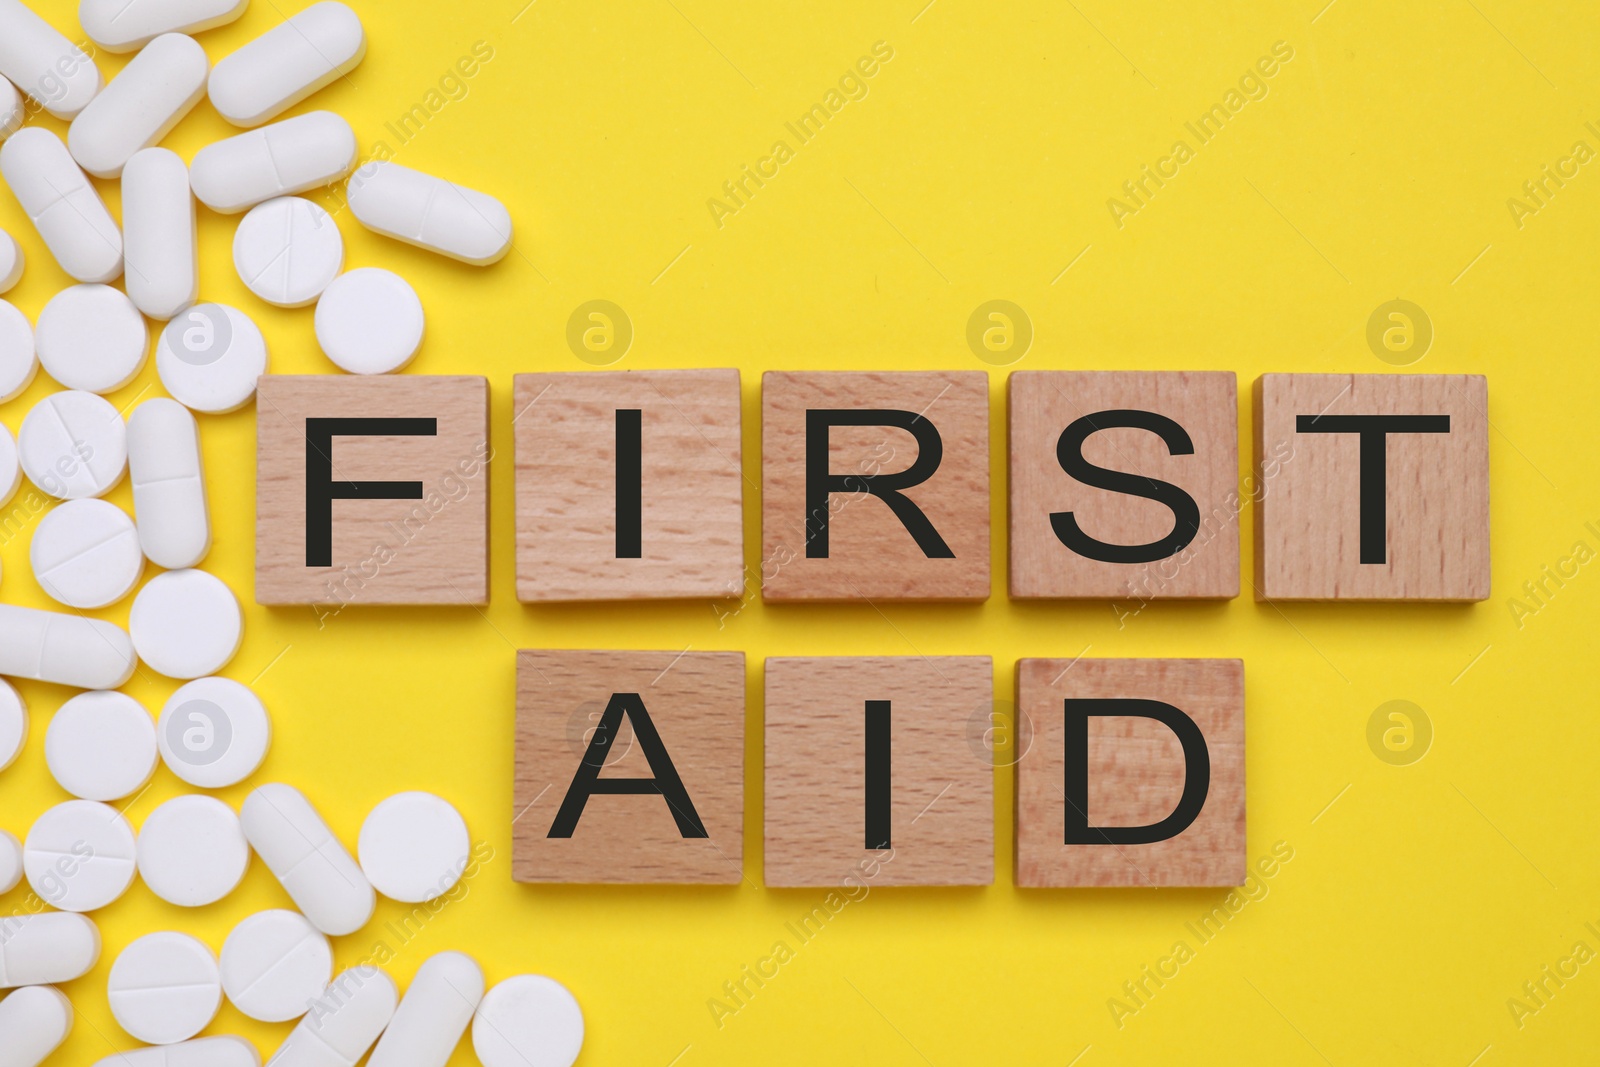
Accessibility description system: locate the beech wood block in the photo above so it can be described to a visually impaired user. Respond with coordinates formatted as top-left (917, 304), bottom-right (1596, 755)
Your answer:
top-left (255, 374), bottom-right (489, 606)
top-left (1254, 373), bottom-right (1490, 600)
top-left (1015, 658), bottom-right (1245, 888)
top-left (1009, 370), bottom-right (1239, 599)
top-left (761, 370), bottom-right (990, 601)
top-left (513, 649), bottom-right (746, 884)
top-left (764, 656), bottom-right (994, 887)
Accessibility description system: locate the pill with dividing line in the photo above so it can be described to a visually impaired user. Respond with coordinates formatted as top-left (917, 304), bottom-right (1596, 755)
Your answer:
top-left (0, 0), bottom-right (101, 119)
top-left (0, 913), bottom-right (101, 988)
top-left (67, 33), bottom-right (209, 179)
top-left (81, 0), bottom-right (252, 53)
top-left (209, 1), bottom-right (365, 127)
top-left (0, 76), bottom-right (21, 139)
top-left (90, 1036), bottom-right (262, 1067)
top-left (123, 147), bottom-right (199, 320)
top-left (347, 162), bottom-right (513, 265)
top-left (368, 951), bottom-right (483, 1067)
top-left (0, 985), bottom-right (74, 1067)
top-left (241, 784), bottom-right (375, 936)
top-left (0, 604), bottom-right (137, 689)
top-left (189, 111), bottom-right (357, 214)
top-left (0, 128), bottom-right (123, 283)
top-left (270, 967), bottom-right (397, 1067)
top-left (129, 397), bottom-right (212, 570)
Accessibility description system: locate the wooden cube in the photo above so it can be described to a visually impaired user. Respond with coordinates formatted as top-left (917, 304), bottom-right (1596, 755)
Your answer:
top-left (761, 371), bottom-right (990, 601)
top-left (513, 370), bottom-right (745, 602)
top-left (1254, 374), bottom-right (1490, 600)
top-left (256, 375), bottom-right (489, 606)
top-left (1009, 371), bottom-right (1239, 599)
top-left (1015, 658), bottom-right (1245, 887)
top-left (763, 656), bottom-right (994, 887)
top-left (513, 649), bottom-right (745, 884)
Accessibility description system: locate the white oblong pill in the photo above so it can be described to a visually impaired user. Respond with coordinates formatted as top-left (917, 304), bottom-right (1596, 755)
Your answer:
top-left (0, 605), bottom-right (136, 689)
top-left (190, 110), bottom-right (356, 214)
top-left (0, 0), bottom-right (101, 118)
top-left (241, 784), bottom-right (374, 937)
top-left (0, 985), bottom-right (73, 1065)
top-left (18, 390), bottom-right (127, 499)
top-left (157, 677), bottom-right (271, 788)
top-left (0, 299), bottom-right (35, 402)
top-left (137, 794), bottom-right (249, 907)
top-left (0, 230), bottom-right (22, 292)
top-left (0, 76), bottom-right (21, 139)
top-left (315, 268), bottom-right (424, 375)
top-left (234, 196), bottom-right (343, 308)
top-left (0, 128), bottom-right (123, 282)
top-left (81, 0), bottom-right (251, 54)
top-left (0, 830), bottom-right (19, 893)
top-left (0, 422), bottom-right (18, 509)
top-left (368, 951), bottom-right (484, 1067)
top-left (24, 799), bottom-right (139, 912)
top-left (122, 147), bottom-right (198, 320)
top-left (358, 792), bottom-right (470, 904)
top-left (67, 33), bottom-right (208, 179)
top-left (272, 967), bottom-right (397, 1067)
top-left (473, 976), bottom-right (585, 1067)
top-left (156, 303), bottom-right (268, 413)
top-left (108, 931), bottom-right (222, 1045)
top-left (128, 397), bottom-right (210, 569)
top-left (129, 568), bottom-right (242, 679)
top-left (0, 913), bottom-right (100, 987)
top-left (208, 2), bottom-right (364, 127)
top-left (31, 498), bottom-right (144, 609)
top-left (35, 285), bottom-right (148, 394)
top-left (0, 679), bottom-right (25, 773)
top-left (92, 1036), bottom-right (261, 1067)
top-left (347, 162), bottom-right (513, 266)
top-left (219, 910), bottom-right (331, 1023)
top-left (45, 690), bottom-right (157, 801)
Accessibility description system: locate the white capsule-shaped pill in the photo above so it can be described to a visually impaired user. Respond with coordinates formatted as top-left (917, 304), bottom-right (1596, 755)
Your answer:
top-left (0, 985), bottom-right (73, 1066)
top-left (368, 952), bottom-right (483, 1067)
top-left (123, 147), bottom-right (198, 320)
top-left (0, 128), bottom-right (123, 283)
top-left (0, 0), bottom-right (101, 119)
top-left (0, 77), bottom-right (21, 139)
top-left (209, 2), bottom-right (363, 127)
top-left (0, 604), bottom-right (136, 689)
top-left (92, 1037), bottom-right (261, 1067)
top-left (68, 33), bottom-right (208, 179)
top-left (0, 913), bottom-right (101, 987)
top-left (190, 111), bottom-right (357, 214)
top-left (271, 967), bottom-right (397, 1067)
top-left (347, 162), bottom-right (513, 266)
top-left (129, 398), bottom-right (211, 570)
top-left (81, 0), bottom-right (252, 54)
top-left (241, 784), bottom-right (374, 936)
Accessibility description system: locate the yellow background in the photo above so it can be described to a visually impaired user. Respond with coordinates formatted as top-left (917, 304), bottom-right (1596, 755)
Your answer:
top-left (1, 0), bottom-right (1597, 1063)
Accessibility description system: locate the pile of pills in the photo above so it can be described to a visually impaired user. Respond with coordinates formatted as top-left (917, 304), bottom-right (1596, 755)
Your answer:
top-left (0, 1), bottom-right (571, 1065)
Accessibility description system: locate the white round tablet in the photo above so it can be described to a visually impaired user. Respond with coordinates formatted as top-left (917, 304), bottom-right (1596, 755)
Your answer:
top-left (157, 677), bottom-right (271, 788)
top-left (473, 976), bottom-right (585, 1067)
top-left (234, 197), bottom-right (344, 308)
top-left (109, 931), bottom-right (223, 1045)
top-left (0, 230), bottom-right (22, 293)
top-left (0, 422), bottom-right (18, 510)
top-left (358, 792), bottom-right (471, 904)
top-left (315, 268), bottom-right (425, 374)
top-left (0, 679), bottom-right (26, 773)
top-left (0, 298), bottom-right (37, 403)
top-left (35, 285), bottom-right (149, 394)
top-left (220, 910), bottom-right (333, 1023)
top-left (45, 690), bottom-right (158, 802)
top-left (31, 498), bottom-right (144, 608)
top-left (0, 829), bottom-right (22, 893)
top-left (156, 303), bottom-right (269, 414)
top-left (129, 569), bottom-right (243, 679)
top-left (25, 799), bottom-right (139, 912)
top-left (138, 795), bottom-right (250, 908)
top-left (18, 390), bottom-right (128, 499)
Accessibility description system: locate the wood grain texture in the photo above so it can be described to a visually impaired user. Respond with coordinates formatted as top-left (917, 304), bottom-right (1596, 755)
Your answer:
top-left (1015, 658), bottom-right (1245, 888)
top-left (513, 370), bottom-right (745, 602)
top-left (514, 649), bottom-right (745, 884)
top-left (763, 656), bottom-right (994, 887)
top-left (1009, 371), bottom-right (1239, 599)
top-left (255, 375), bottom-right (489, 606)
top-left (761, 371), bottom-right (990, 601)
top-left (1254, 373), bottom-right (1490, 600)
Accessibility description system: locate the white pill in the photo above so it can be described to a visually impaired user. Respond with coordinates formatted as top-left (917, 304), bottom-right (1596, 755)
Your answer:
top-left (0, 0), bottom-right (102, 119)
top-left (31, 499), bottom-right (144, 609)
top-left (0, 76), bottom-right (20, 139)
top-left (157, 677), bottom-right (271, 788)
top-left (0, 422), bottom-right (17, 509)
top-left (0, 985), bottom-right (73, 1066)
top-left (109, 932), bottom-right (222, 1045)
top-left (67, 33), bottom-right (208, 179)
top-left (137, 794), bottom-right (249, 907)
top-left (209, 2), bottom-right (364, 127)
top-left (219, 910), bottom-right (332, 1023)
top-left (241, 784), bottom-right (374, 937)
top-left (0, 128), bottom-right (122, 282)
top-left (0, 604), bottom-right (136, 689)
top-left (0, 679), bottom-right (25, 772)
top-left (473, 976), bottom-right (585, 1067)
top-left (24, 799), bottom-right (139, 912)
top-left (190, 111), bottom-right (357, 214)
top-left (0, 299), bottom-right (35, 402)
top-left (316, 268), bottom-right (424, 375)
top-left (92, 1036), bottom-right (261, 1067)
top-left (128, 398), bottom-right (210, 569)
top-left (0, 913), bottom-right (101, 987)
top-left (348, 162), bottom-right (513, 266)
top-left (129, 568), bottom-right (242, 679)
top-left (0, 831), bottom-right (20, 893)
top-left (234, 197), bottom-right (343, 308)
top-left (36, 285), bottom-right (148, 394)
top-left (122, 147), bottom-right (198, 320)
top-left (18, 390), bottom-right (127, 499)
top-left (81, 0), bottom-right (251, 54)
top-left (358, 792), bottom-right (470, 904)
top-left (369, 952), bottom-right (484, 1067)
top-left (156, 303), bottom-right (268, 413)
top-left (272, 967), bottom-right (397, 1067)
top-left (45, 690), bottom-right (157, 801)
top-left (0, 230), bottom-right (22, 292)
